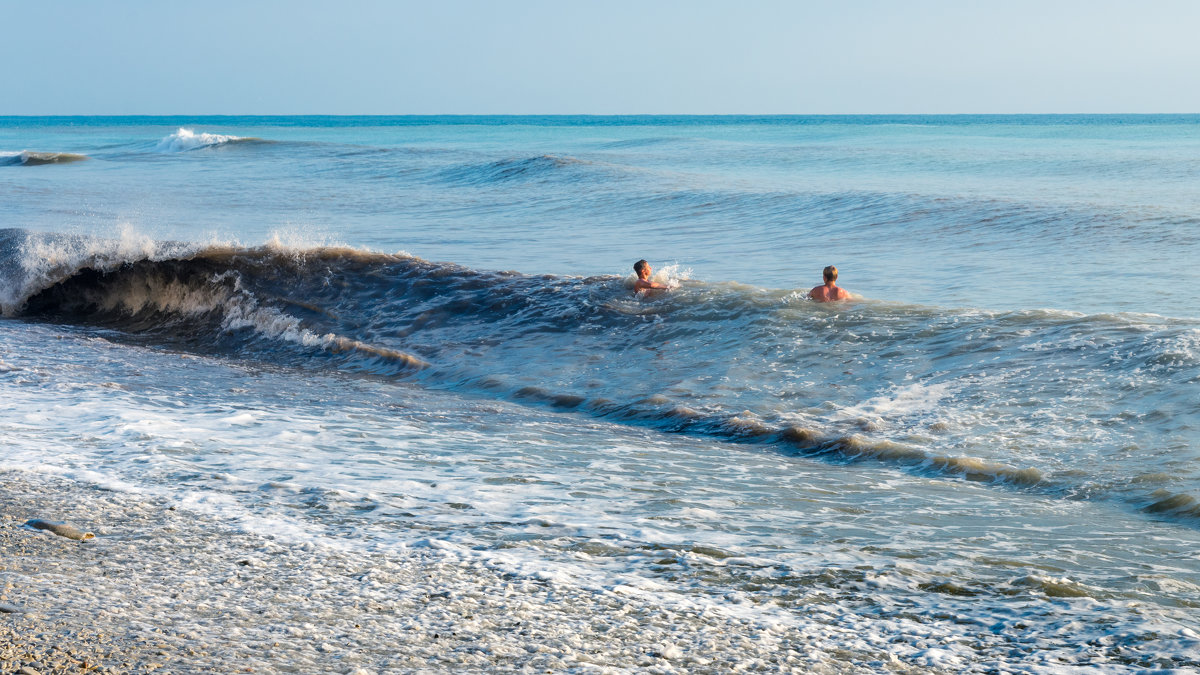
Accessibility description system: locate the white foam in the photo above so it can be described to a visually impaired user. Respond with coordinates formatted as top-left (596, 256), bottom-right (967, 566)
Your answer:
top-left (830, 379), bottom-right (958, 432)
top-left (654, 262), bottom-right (690, 289)
top-left (155, 127), bottom-right (243, 153)
top-left (220, 412), bottom-right (257, 426)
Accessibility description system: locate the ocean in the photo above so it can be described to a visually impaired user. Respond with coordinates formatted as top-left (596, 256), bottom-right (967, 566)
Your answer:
top-left (1, 115), bottom-right (1198, 672)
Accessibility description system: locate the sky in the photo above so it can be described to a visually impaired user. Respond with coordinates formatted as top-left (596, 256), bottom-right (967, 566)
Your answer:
top-left (3, 0), bottom-right (1199, 115)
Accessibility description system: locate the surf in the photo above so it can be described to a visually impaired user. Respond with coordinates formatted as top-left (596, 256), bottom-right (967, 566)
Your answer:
top-left (4, 228), bottom-right (1198, 530)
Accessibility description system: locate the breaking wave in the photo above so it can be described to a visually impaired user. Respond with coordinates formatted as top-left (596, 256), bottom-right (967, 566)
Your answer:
top-left (3, 228), bottom-right (1198, 526)
top-left (155, 127), bottom-right (265, 153)
top-left (1, 151), bottom-right (90, 166)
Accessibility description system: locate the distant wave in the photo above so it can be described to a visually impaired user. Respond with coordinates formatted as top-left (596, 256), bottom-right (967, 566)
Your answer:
top-left (155, 127), bottom-right (266, 153)
top-left (3, 227), bottom-right (1198, 528)
top-left (596, 136), bottom-right (690, 150)
top-left (436, 154), bottom-right (598, 186)
top-left (1, 151), bottom-right (90, 166)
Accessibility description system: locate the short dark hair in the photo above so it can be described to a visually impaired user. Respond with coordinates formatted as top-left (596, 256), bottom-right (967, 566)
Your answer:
top-left (823, 265), bottom-right (838, 282)
top-left (634, 259), bottom-right (649, 274)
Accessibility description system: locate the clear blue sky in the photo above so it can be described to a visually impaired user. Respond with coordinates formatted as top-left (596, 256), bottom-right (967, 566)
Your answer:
top-left (3, 0), bottom-right (1198, 114)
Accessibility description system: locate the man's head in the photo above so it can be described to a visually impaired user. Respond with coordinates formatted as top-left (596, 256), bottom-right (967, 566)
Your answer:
top-left (634, 259), bottom-right (650, 279)
top-left (823, 265), bottom-right (838, 283)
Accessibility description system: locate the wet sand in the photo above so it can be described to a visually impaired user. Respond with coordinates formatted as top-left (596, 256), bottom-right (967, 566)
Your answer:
top-left (0, 471), bottom-right (871, 674)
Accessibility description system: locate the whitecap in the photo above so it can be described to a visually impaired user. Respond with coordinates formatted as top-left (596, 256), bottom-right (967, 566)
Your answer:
top-left (156, 127), bottom-right (242, 153)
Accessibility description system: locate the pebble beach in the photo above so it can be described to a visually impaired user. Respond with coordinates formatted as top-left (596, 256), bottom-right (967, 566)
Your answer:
top-left (2, 471), bottom-right (875, 674)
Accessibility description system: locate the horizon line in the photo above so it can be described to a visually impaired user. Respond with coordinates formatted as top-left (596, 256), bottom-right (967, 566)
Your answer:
top-left (3, 112), bottom-right (1200, 118)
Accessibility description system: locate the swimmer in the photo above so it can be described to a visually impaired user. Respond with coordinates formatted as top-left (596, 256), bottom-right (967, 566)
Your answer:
top-left (633, 259), bottom-right (669, 294)
top-left (809, 265), bottom-right (854, 302)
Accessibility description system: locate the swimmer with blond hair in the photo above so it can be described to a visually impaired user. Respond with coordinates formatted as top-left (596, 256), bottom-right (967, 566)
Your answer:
top-left (809, 265), bottom-right (854, 302)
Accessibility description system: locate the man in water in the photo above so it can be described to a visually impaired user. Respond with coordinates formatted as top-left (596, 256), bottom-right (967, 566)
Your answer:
top-left (633, 259), bottom-right (669, 294)
top-left (810, 265), bottom-right (854, 302)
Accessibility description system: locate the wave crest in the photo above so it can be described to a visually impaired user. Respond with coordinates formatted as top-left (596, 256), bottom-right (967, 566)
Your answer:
top-left (437, 154), bottom-right (594, 186)
top-left (156, 128), bottom-right (252, 153)
top-left (2, 229), bottom-right (425, 373)
top-left (1, 151), bottom-right (90, 166)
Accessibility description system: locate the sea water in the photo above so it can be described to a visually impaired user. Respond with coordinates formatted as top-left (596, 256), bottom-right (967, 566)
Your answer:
top-left (1, 115), bottom-right (1199, 671)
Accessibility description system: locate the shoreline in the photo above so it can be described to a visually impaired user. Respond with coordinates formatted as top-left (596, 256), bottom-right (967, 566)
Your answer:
top-left (0, 470), bottom-right (865, 674)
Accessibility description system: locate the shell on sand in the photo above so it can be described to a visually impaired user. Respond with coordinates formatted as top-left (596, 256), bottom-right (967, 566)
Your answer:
top-left (23, 519), bottom-right (94, 541)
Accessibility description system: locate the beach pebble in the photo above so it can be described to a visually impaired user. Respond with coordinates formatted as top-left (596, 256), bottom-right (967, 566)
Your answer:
top-left (0, 603), bottom-right (23, 614)
top-left (23, 520), bottom-right (94, 541)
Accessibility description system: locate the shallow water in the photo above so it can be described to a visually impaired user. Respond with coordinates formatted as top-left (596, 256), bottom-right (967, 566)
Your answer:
top-left (2, 116), bottom-right (1199, 671)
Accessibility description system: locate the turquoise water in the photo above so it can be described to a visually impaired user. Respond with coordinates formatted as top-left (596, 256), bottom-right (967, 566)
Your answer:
top-left (4, 115), bottom-right (1200, 315)
top-left (2, 116), bottom-right (1199, 671)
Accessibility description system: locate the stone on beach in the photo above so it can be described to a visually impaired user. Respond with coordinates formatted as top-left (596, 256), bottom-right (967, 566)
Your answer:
top-left (23, 519), bottom-right (94, 541)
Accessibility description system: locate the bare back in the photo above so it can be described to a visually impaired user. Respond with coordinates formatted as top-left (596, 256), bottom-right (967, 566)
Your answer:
top-left (810, 283), bottom-right (852, 303)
